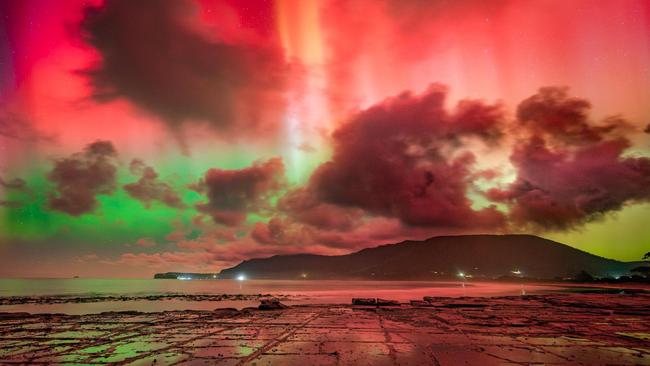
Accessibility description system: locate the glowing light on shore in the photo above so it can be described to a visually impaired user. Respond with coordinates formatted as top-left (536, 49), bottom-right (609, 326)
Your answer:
top-left (237, 274), bottom-right (246, 281)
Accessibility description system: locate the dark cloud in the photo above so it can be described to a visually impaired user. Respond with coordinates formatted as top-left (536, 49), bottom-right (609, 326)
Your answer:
top-left (488, 88), bottom-right (650, 230)
top-left (47, 141), bottom-right (118, 216)
top-left (80, 0), bottom-right (288, 136)
top-left (0, 176), bottom-right (26, 190)
top-left (123, 159), bottom-right (185, 209)
top-left (0, 176), bottom-right (26, 208)
top-left (517, 87), bottom-right (624, 144)
top-left (193, 158), bottom-right (285, 226)
top-left (644, 124), bottom-right (650, 134)
top-left (308, 84), bottom-right (506, 229)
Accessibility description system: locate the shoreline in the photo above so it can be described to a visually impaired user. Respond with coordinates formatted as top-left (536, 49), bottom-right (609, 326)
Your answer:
top-left (1, 281), bottom-right (648, 316)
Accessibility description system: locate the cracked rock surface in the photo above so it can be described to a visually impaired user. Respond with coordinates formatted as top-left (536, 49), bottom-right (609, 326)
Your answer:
top-left (0, 293), bottom-right (649, 365)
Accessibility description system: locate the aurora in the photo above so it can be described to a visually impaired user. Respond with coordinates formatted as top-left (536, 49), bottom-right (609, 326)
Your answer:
top-left (1, 0), bottom-right (650, 278)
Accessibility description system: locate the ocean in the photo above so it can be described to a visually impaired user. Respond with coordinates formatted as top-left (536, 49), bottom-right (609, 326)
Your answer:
top-left (0, 278), bottom-right (569, 314)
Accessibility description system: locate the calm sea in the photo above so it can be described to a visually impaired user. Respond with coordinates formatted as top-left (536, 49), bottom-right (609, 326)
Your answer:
top-left (0, 279), bottom-right (562, 314)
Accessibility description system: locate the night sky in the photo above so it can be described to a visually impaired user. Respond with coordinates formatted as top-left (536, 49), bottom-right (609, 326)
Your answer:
top-left (1, 0), bottom-right (650, 278)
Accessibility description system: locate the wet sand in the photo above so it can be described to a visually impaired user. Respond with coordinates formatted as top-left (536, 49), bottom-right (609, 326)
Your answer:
top-left (1, 292), bottom-right (649, 365)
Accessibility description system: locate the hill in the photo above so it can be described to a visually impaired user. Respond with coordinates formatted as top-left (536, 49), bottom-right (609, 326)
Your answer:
top-left (218, 235), bottom-right (635, 280)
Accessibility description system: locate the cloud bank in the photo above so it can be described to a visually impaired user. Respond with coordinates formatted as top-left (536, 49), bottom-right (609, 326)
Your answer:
top-left (47, 140), bottom-right (118, 216)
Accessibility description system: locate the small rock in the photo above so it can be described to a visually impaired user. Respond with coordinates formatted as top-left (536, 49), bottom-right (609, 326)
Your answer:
top-left (352, 298), bottom-right (399, 306)
top-left (0, 312), bottom-right (30, 320)
top-left (423, 296), bottom-right (441, 303)
top-left (258, 298), bottom-right (288, 310)
top-left (376, 298), bottom-right (400, 306)
top-left (410, 300), bottom-right (432, 307)
top-left (352, 298), bottom-right (377, 306)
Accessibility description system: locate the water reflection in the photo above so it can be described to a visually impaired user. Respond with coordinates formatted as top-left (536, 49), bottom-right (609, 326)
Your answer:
top-left (0, 279), bottom-right (572, 314)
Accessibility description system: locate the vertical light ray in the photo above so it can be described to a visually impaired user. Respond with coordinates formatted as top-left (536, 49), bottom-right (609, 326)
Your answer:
top-left (276, 0), bottom-right (328, 183)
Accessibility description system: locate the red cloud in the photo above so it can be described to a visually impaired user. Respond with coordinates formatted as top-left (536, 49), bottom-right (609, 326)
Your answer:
top-left (309, 85), bottom-right (505, 229)
top-left (489, 136), bottom-right (650, 230)
top-left (517, 87), bottom-right (627, 144)
top-left (489, 88), bottom-right (650, 230)
top-left (278, 187), bottom-right (364, 231)
top-left (134, 237), bottom-right (156, 248)
top-left (193, 158), bottom-right (285, 226)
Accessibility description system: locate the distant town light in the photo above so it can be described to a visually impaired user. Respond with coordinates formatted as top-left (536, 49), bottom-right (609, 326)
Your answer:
top-left (457, 272), bottom-right (465, 278)
top-left (236, 274), bottom-right (246, 281)
top-left (511, 269), bottom-right (522, 275)
top-left (300, 273), bottom-right (308, 279)
top-left (177, 276), bottom-right (192, 280)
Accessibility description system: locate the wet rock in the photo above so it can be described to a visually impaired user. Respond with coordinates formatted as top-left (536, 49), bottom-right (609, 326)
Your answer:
top-left (213, 307), bottom-right (239, 313)
top-left (376, 298), bottom-right (400, 306)
top-left (352, 298), bottom-right (399, 306)
top-left (258, 298), bottom-right (288, 310)
top-left (0, 293), bottom-right (296, 305)
top-left (423, 296), bottom-right (440, 303)
top-left (99, 310), bottom-right (144, 316)
top-left (443, 303), bottom-right (488, 308)
top-left (352, 298), bottom-right (377, 306)
top-left (410, 300), bottom-right (433, 307)
top-left (0, 312), bottom-right (31, 320)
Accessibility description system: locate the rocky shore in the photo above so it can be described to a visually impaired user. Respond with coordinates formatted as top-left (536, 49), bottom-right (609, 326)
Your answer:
top-left (0, 293), bottom-right (649, 365)
top-left (0, 293), bottom-right (294, 306)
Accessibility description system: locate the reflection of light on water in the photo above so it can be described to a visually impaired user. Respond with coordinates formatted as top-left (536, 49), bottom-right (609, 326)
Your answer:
top-left (458, 272), bottom-right (468, 295)
top-left (237, 274), bottom-right (246, 290)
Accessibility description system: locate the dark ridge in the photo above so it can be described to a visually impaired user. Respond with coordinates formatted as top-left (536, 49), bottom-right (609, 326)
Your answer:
top-left (218, 234), bottom-right (637, 280)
